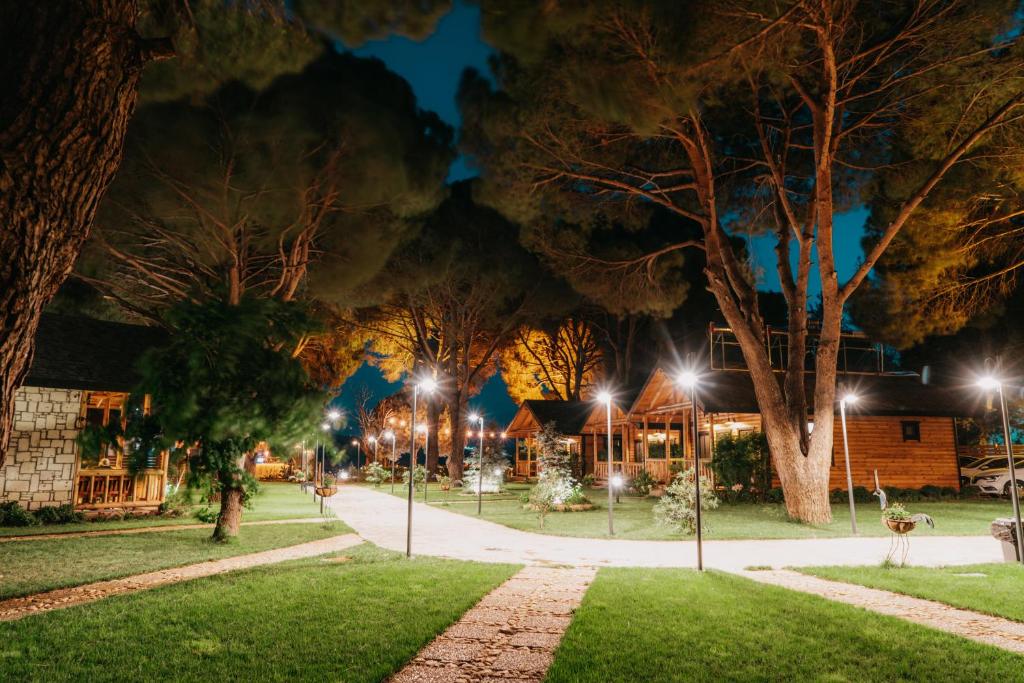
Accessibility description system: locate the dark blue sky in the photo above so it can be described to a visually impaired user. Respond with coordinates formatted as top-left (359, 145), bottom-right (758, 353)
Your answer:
top-left (335, 1), bottom-right (869, 428)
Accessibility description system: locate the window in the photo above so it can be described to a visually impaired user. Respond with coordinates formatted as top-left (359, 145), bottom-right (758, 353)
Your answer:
top-left (901, 421), bottom-right (921, 442)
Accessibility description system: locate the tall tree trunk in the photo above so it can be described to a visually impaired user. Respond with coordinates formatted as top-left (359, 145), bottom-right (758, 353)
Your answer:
top-left (0, 1), bottom-right (170, 466)
top-left (446, 394), bottom-right (468, 481)
top-left (213, 486), bottom-right (245, 541)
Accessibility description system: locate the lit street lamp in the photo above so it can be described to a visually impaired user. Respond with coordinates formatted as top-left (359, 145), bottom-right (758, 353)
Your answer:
top-left (597, 390), bottom-right (614, 535)
top-left (351, 438), bottom-right (361, 471)
top-left (977, 372), bottom-right (1024, 565)
top-left (677, 369), bottom-right (703, 571)
top-left (368, 434), bottom-right (378, 464)
top-left (470, 413), bottom-right (485, 514)
top-left (838, 392), bottom-right (859, 535)
top-left (407, 376), bottom-right (437, 557)
top-left (385, 430), bottom-right (397, 494)
top-left (319, 421), bottom-right (331, 515)
top-left (417, 424), bottom-right (429, 503)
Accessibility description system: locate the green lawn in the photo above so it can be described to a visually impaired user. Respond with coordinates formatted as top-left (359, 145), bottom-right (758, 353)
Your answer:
top-left (378, 483), bottom-right (1011, 540)
top-left (0, 520), bottom-right (350, 599)
top-left (545, 568), bottom-right (1024, 682)
top-left (0, 481), bottom-right (320, 537)
top-left (0, 544), bottom-right (517, 682)
top-left (797, 563), bottom-right (1024, 623)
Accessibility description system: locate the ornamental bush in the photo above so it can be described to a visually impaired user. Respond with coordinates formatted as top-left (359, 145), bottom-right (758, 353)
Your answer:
top-left (653, 468), bottom-right (719, 535)
top-left (402, 464), bottom-right (427, 491)
top-left (711, 431), bottom-right (770, 496)
top-left (363, 461), bottom-right (390, 487)
top-left (529, 423), bottom-right (587, 527)
top-left (631, 470), bottom-right (657, 496)
top-left (463, 444), bottom-right (508, 494)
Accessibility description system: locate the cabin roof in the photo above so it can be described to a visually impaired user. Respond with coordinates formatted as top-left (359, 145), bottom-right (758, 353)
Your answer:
top-left (631, 367), bottom-right (979, 418)
top-left (506, 399), bottom-right (595, 436)
top-left (24, 314), bottom-right (165, 392)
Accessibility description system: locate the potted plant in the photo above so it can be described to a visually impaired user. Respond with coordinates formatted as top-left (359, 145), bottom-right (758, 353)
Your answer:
top-left (315, 474), bottom-right (338, 498)
top-left (881, 502), bottom-right (933, 534)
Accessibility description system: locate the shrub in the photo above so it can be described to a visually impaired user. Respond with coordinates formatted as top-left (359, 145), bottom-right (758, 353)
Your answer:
top-left (765, 487), bottom-right (785, 504)
top-left (711, 431), bottom-right (770, 495)
top-left (581, 473), bottom-right (596, 488)
top-left (529, 423), bottom-right (587, 527)
top-left (919, 484), bottom-right (943, 499)
top-left (0, 501), bottom-right (40, 527)
top-left (402, 465), bottom-right (426, 491)
top-left (631, 470), bottom-right (657, 496)
top-left (33, 504), bottom-right (84, 525)
top-left (464, 445), bottom-right (508, 494)
top-left (653, 468), bottom-right (719, 535)
top-left (364, 462), bottom-right (390, 487)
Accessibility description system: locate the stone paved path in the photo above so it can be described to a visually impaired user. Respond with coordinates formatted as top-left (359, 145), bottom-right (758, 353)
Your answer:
top-left (0, 533), bottom-right (361, 621)
top-left (743, 569), bottom-right (1024, 654)
top-left (391, 566), bottom-right (595, 683)
top-left (0, 517), bottom-right (328, 543)
top-left (329, 486), bottom-right (1001, 570)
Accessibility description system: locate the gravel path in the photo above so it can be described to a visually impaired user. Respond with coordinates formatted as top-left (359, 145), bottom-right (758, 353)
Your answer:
top-left (329, 486), bottom-right (1001, 570)
top-left (391, 566), bottom-right (596, 683)
top-left (743, 569), bottom-right (1024, 654)
top-left (0, 517), bottom-right (328, 543)
top-left (0, 532), bottom-right (361, 621)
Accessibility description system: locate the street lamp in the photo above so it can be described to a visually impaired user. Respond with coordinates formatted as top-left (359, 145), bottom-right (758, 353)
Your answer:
top-left (677, 369), bottom-right (704, 571)
top-left (384, 430), bottom-right (397, 494)
top-left (470, 412), bottom-right (485, 514)
top-left (838, 392), bottom-right (859, 535)
top-left (368, 434), bottom-right (378, 464)
top-left (351, 438), bottom-right (361, 471)
top-left (977, 372), bottom-right (1024, 565)
top-left (327, 409), bottom-right (341, 422)
top-left (596, 390), bottom-right (614, 535)
top-left (407, 376), bottom-right (437, 557)
top-left (320, 421), bottom-right (331, 515)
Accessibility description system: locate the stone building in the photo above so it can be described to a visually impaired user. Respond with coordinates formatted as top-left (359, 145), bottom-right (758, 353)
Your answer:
top-left (0, 314), bottom-right (167, 511)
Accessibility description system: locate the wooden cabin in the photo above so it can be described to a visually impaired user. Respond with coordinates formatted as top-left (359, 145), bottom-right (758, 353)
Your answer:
top-left (505, 324), bottom-right (973, 491)
top-left (0, 314), bottom-right (169, 512)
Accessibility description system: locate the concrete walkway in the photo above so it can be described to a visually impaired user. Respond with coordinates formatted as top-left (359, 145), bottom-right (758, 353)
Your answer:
top-left (744, 569), bottom-right (1024, 654)
top-left (0, 517), bottom-right (328, 543)
top-left (329, 486), bottom-right (1001, 570)
top-left (0, 533), bottom-right (361, 621)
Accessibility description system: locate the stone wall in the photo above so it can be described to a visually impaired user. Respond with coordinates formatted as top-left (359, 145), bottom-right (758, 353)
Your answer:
top-left (0, 386), bottom-right (81, 509)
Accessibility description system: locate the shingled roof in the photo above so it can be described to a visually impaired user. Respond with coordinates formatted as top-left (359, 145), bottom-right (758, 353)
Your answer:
top-left (633, 367), bottom-right (980, 418)
top-left (24, 314), bottom-right (166, 392)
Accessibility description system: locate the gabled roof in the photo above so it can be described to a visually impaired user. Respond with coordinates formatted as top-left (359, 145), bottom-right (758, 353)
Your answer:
top-left (505, 399), bottom-right (595, 437)
top-left (24, 314), bottom-right (166, 392)
top-left (630, 366), bottom-right (979, 418)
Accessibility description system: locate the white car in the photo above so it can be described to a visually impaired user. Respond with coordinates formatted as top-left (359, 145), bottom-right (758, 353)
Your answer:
top-left (960, 456), bottom-right (1007, 485)
top-left (972, 459), bottom-right (1024, 496)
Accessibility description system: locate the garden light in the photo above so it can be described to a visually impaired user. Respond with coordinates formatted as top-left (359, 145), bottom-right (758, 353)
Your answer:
top-left (327, 409), bottom-right (341, 421)
top-left (677, 370), bottom-right (699, 389)
top-left (406, 375), bottom-right (436, 557)
top-left (976, 365), bottom-right (1023, 565)
top-left (611, 474), bottom-right (623, 489)
top-left (339, 470), bottom-right (350, 481)
top-left (676, 356), bottom-right (704, 570)
top-left (596, 390), bottom-right (612, 404)
top-left (838, 390), bottom-right (858, 535)
top-left (473, 412), bottom-right (485, 515)
top-left (321, 422), bottom-right (330, 431)
top-left (595, 389), bottom-right (615, 535)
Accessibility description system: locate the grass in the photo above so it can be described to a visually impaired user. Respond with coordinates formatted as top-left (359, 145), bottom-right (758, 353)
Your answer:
top-left (797, 563), bottom-right (1024, 623)
top-left (0, 481), bottom-right (321, 537)
top-left (545, 568), bottom-right (1024, 682)
top-left (0, 520), bottom-right (351, 599)
top-left (378, 482), bottom-right (1011, 540)
top-left (0, 544), bottom-right (518, 682)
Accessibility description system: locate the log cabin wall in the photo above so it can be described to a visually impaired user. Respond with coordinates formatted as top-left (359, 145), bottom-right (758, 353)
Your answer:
top-left (833, 415), bottom-right (959, 490)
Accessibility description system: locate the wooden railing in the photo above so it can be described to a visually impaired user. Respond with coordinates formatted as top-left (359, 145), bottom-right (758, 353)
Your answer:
top-left (594, 460), bottom-right (712, 485)
top-left (958, 444), bottom-right (1024, 460)
top-left (75, 468), bottom-right (166, 509)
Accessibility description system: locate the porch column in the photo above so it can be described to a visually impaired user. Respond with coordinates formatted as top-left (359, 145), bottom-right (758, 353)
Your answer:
top-left (642, 415), bottom-right (649, 463)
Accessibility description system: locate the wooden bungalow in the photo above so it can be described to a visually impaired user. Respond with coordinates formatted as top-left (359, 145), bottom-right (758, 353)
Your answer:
top-left (504, 400), bottom-right (595, 478)
top-left (0, 314), bottom-right (170, 512)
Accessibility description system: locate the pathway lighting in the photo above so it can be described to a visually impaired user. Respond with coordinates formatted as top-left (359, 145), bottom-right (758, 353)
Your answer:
top-left (838, 392), bottom-right (859, 535)
top-left (470, 412), bottom-right (486, 514)
top-left (407, 376), bottom-right (436, 557)
top-left (976, 370), bottom-right (1024, 565)
top-left (385, 429), bottom-right (397, 494)
top-left (351, 438), bottom-right (361, 470)
top-left (676, 367), bottom-right (704, 571)
top-left (597, 390), bottom-right (615, 535)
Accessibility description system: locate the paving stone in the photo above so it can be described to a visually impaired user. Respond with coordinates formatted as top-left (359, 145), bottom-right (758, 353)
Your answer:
top-left (517, 614), bottom-right (572, 631)
top-left (390, 664), bottom-right (465, 683)
top-left (420, 640), bottom-right (487, 662)
top-left (508, 631), bottom-right (563, 649)
top-left (491, 650), bottom-right (554, 674)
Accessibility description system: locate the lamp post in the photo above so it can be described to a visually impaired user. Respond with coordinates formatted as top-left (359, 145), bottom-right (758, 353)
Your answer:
top-left (597, 391), bottom-right (614, 536)
top-left (407, 376), bottom-right (437, 557)
top-left (351, 439), bottom-right (361, 471)
top-left (369, 435), bottom-right (378, 464)
top-left (978, 373), bottom-right (1024, 565)
top-left (677, 370), bottom-right (703, 571)
top-left (470, 413), bottom-right (485, 514)
top-left (319, 421), bottom-right (331, 515)
top-left (385, 430), bottom-right (397, 494)
top-left (838, 392), bottom-right (859, 535)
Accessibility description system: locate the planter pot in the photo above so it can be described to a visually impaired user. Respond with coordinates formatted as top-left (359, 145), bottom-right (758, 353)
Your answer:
top-left (315, 486), bottom-right (338, 498)
top-left (884, 518), bottom-right (916, 534)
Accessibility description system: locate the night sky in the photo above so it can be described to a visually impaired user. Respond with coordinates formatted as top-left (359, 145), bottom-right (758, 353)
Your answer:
top-left (335, 1), bottom-right (869, 429)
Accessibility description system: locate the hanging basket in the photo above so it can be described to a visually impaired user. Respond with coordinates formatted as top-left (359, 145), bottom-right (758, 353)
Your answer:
top-left (315, 486), bottom-right (338, 498)
top-left (884, 518), bottom-right (916, 535)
